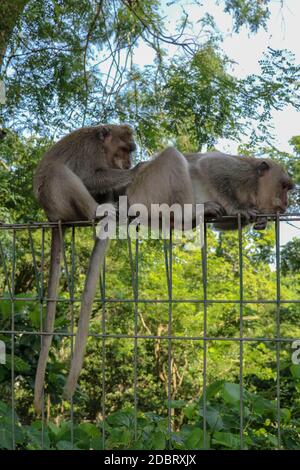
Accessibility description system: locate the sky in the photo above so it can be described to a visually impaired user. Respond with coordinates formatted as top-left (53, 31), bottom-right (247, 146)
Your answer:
top-left (132, 0), bottom-right (300, 245)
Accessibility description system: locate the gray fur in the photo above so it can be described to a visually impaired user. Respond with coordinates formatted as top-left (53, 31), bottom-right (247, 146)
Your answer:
top-left (34, 124), bottom-right (136, 412)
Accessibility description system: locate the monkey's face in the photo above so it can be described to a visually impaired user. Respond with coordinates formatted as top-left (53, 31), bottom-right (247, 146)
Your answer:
top-left (257, 160), bottom-right (294, 213)
top-left (102, 125), bottom-right (136, 169)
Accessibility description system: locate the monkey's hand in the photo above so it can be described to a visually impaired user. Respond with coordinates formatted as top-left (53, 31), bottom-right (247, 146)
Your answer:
top-left (230, 208), bottom-right (260, 225)
top-left (204, 201), bottom-right (226, 219)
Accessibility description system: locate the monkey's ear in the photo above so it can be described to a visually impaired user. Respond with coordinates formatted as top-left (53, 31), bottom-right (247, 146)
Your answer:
top-left (257, 160), bottom-right (270, 177)
top-left (98, 126), bottom-right (111, 142)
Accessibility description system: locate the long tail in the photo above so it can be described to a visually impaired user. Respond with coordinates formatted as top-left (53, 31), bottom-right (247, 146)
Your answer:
top-left (63, 237), bottom-right (110, 399)
top-left (34, 227), bottom-right (63, 412)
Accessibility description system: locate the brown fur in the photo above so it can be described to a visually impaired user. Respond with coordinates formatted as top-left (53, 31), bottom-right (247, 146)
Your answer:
top-left (127, 148), bottom-right (294, 230)
top-left (34, 124), bottom-right (136, 411)
top-left (34, 124), bottom-right (136, 221)
top-left (65, 148), bottom-right (293, 405)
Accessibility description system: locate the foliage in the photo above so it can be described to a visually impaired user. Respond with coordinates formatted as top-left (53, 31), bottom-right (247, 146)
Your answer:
top-left (1, 372), bottom-right (300, 450)
top-left (0, 131), bottom-right (48, 222)
top-left (0, 0), bottom-right (299, 146)
top-left (222, 0), bottom-right (271, 33)
top-left (0, 218), bottom-right (300, 450)
top-left (116, 47), bottom-right (300, 152)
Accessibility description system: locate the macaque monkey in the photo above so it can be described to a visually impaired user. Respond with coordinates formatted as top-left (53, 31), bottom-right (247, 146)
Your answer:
top-left (35, 140), bottom-right (293, 410)
top-left (126, 148), bottom-right (294, 230)
top-left (0, 129), bottom-right (7, 140)
top-left (65, 147), bottom-right (292, 405)
top-left (33, 124), bottom-right (136, 411)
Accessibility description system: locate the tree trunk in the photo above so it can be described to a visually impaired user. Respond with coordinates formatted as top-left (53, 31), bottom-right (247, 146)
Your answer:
top-left (0, 0), bottom-right (29, 72)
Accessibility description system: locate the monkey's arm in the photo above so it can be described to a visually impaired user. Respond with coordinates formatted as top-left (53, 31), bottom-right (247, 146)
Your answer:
top-left (83, 169), bottom-right (136, 195)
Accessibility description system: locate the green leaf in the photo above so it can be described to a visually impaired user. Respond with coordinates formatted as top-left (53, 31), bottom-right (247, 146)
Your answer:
top-left (184, 427), bottom-right (205, 450)
top-left (25, 425), bottom-right (50, 450)
top-left (53, 421), bottom-right (72, 442)
top-left (0, 299), bottom-right (11, 319)
top-left (205, 408), bottom-right (224, 431)
top-left (0, 428), bottom-right (13, 449)
top-left (47, 422), bottom-right (60, 437)
top-left (266, 434), bottom-right (278, 447)
top-left (290, 364), bottom-right (300, 379)
top-left (107, 410), bottom-right (133, 428)
top-left (280, 408), bottom-right (291, 424)
top-left (252, 396), bottom-right (277, 417)
top-left (90, 436), bottom-right (104, 450)
top-left (151, 431), bottom-right (166, 450)
top-left (56, 440), bottom-right (79, 450)
top-left (212, 431), bottom-right (241, 449)
top-left (109, 427), bottom-right (131, 447)
top-left (5, 355), bottom-right (30, 373)
top-left (205, 380), bottom-right (224, 400)
top-left (0, 401), bottom-right (10, 415)
top-left (77, 422), bottom-right (100, 439)
top-left (222, 383), bottom-right (241, 405)
top-left (184, 404), bottom-right (197, 420)
top-left (29, 306), bottom-right (42, 329)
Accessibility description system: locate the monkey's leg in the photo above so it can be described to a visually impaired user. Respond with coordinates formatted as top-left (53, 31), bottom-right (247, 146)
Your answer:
top-left (44, 165), bottom-right (99, 222)
top-left (127, 147), bottom-right (194, 230)
top-left (128, 147), bottom-right (194, 207)
top-left (64, 237), bottom-right (110, 399)
top-left (34, 227), bottom-right (65, 412)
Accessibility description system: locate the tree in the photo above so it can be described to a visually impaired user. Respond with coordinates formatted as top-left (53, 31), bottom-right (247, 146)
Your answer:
top-left (0, 0), bottom-right (290, 139)
top-left (0, 0), bottom-right (29, 70)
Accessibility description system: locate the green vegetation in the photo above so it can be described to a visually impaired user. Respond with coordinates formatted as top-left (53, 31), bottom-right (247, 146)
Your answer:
top-left (1, 372), bottom-right (300, 450)
top-left (0, 0), bottom-right (299, 450)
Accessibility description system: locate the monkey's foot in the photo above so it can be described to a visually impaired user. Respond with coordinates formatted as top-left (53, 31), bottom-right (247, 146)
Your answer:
top-left (204, 201), bottom-right (226, 219)
top-left (253, 216), bottom-right (268, 230)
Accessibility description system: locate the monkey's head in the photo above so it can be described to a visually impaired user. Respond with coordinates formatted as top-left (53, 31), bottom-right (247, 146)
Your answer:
top-left (99, 124), bottom-right (136, 170)
top-left (256, 159), bottom-right (294, 214)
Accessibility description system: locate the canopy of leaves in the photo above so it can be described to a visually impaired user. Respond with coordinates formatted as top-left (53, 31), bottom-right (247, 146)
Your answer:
top-left (0, 0), bottom-right (298, 148)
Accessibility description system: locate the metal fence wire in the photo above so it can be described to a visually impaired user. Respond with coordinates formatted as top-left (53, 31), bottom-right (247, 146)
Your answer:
top-left (0, 214), bottom-right (299, 450)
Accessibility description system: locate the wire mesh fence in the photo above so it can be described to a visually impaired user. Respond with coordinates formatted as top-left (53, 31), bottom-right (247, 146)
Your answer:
top-left (0, 214), bottom-right (299, 450)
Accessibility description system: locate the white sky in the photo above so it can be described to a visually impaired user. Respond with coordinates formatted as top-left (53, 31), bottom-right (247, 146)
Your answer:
top-left (132, 0), bottom-right (300, 245)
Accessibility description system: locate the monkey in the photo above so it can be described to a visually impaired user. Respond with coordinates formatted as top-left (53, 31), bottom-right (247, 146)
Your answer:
top-left (0, 129), bottom-right (7, 140)
top-left (126, 148), bottom-right (294, 230)
top-left (33, 124), bottom-right (137, 412)
top-left (185, 150), bottom-right (294, 230)
top-left (37, 144), bottom-right (293, 409)
top-left (61, 148), bottom-right (225, 405)
top-left (66, 147), bottom-right (292, 403)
